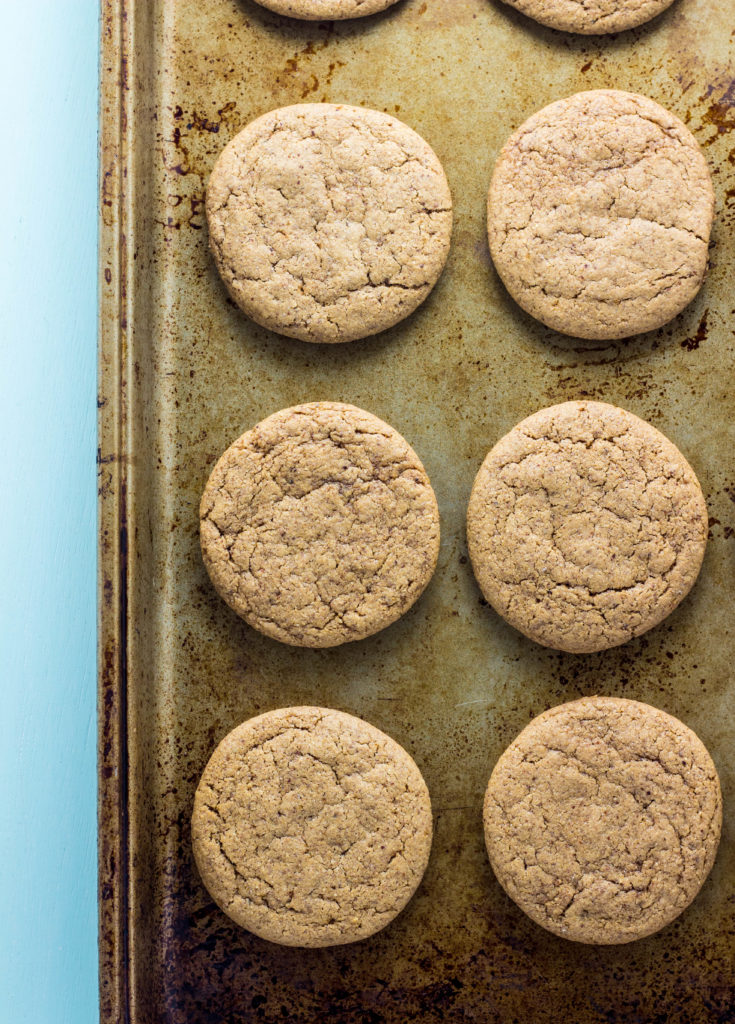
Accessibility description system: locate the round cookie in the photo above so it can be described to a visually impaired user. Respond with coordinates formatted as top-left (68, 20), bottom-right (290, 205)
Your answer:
top-left (484, 697), bottom-right (722, 944)
top-left (200, 402), bottom-right (440, 647)
top-left (497, 0), bottom-right (677, 34)
top-left (467, 401), bottom-right (707, 653)
top-left (252, 0), bottom-right (401, 18)
top-left (192, 706), bottom-right (433, 946)
top-left (487, 90), bottom-right (714, 340)
top-left (206, 103), bottom-right (452, 343)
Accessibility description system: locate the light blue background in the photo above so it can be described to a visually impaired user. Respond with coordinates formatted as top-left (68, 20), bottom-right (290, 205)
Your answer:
top-left (1, 4), bottom-right (99, 1022)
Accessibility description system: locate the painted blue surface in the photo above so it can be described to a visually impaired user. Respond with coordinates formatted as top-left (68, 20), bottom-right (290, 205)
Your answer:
top-left (0, 5), bottom-right (99, 1023)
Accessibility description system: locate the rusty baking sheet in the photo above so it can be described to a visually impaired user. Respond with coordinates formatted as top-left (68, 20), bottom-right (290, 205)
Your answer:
top-left (98, 0), bottom-right (735, 1020)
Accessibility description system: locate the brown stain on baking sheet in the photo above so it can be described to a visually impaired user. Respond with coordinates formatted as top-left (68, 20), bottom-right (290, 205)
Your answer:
top-left (278, 36), bottom-right (348, 99)
top-left (680, 76), bottom-right (735, 147)
top-left (681, 310), bottom-right (709, 351)
top-left (168, 101), bottom-right (239, 177)
top-left (699, 79), bottom-right (735, 144)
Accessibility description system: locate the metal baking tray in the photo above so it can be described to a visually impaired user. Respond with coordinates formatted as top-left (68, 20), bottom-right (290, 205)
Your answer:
top-left (98, 0), bottom-right (735, 1019)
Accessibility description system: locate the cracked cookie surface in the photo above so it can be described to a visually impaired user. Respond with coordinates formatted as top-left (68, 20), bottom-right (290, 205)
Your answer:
top-left (191, 706), bottom-right (433, 946)
top-left (484, 697), bottom-right (722, 944)
top-left (206, 103), bottom-right (452, 343)
top-left (252, 0), bottom-right (401, 18)
top-left (200, 402), bottom-right (440, 647)
top-left (498, 0), bottom-right (677, 34)
top-left (467, 401), bottom-right (707, 653)
top-left (487, 90), bottom-right (713, 339)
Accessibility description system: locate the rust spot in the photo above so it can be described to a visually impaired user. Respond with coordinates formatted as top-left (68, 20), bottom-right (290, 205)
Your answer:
top-left (580, 60), bottom-right (593, 73)
top-left (186, 111), bottom-right (221, 134)
top-left (283, 35), bottom-right (335, 84)
top-left (188, 197), bottom-right (204, 230)
top-left (97, 448), bottom-right (119, 466)
top-left (681, 310), bottom-right (709, 350)
top-left (698, 79), bottom-right (735, 144)
top-left (216, 100), bottom-right (238, 125)
top-left (104, 267), bottom-right (112, 284)
top-left (325, 59), bottom-right (345, 86)
top-left (300, 74), bottom-right (320, 98)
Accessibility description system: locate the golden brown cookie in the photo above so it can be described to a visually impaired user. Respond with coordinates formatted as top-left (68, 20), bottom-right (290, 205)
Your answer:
top-left (200, 402), bottom-right (440, 647)
top-left (467, 401), bottom-right (707, 653)
top-left (206, 103), bottom-right (452, 343)
top-left (252, 0), bottom-right (401, 18)
top-left (484, 697), bottom-right (722, 944)
top-left (487, 90), bottom-right (714, 339)
top-left (192, 706), bottom-right (433, 946)
top-left (497, 0), bottom-right (677, 34)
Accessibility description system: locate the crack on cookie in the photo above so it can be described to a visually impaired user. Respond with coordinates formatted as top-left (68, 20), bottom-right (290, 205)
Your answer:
top-left (488, 91), bottom-right (713, 340)
top-left (468, 402), bottom-right (707, 652)
top-left (484, 698), bottom-right (721, 943)
top-left (200, 403), bottom-right (439, 647)
top-left (192, 709), bottom-right (432, 945)
top-left (207, 105), bottom-right (452, 342)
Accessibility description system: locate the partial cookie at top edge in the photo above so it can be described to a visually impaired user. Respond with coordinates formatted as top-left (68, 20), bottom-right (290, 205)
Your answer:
top-left (200, 402), bottom-right (440, 647)
top-left (252, 0), bottom-right (402, 19)
top-left (498, 0), bottom-right (678, 35)
top-left (191, 706), bottom-right (433, 946)
top-left (467, 401), bottom-right (708, 653)
top-left (206, 103), bottom-right (452, 343)
top-left (487, 90), bottom-right (713, 340)
top-left (484, 696), bottom-right (722, 944)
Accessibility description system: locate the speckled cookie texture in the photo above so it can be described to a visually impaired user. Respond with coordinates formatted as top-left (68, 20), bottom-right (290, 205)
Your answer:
top-left (484, 697), bottom-right (722, 944)
top-left (200, 402), bottom-right (440, 647)
top-left (192, 707), bottom-right (433, 946)
top-left (487, 90), bottom-right (714, 339)
top-left (498, 0), bottom-right (677, 34)
top-left (252, 0), bottom-right (401, 18)
top-left (206, 103), bottom-right (452, 342)
top-left (467, 401), bottom-right (708, 653)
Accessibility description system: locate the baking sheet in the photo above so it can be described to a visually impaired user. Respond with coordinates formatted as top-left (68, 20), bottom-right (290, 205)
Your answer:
top-left (98, 0), bottom-right (735, 1020)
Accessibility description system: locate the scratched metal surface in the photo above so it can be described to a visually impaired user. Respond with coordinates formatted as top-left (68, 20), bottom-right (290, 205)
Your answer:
top-left (98, 0), bottom-right (735, 1020)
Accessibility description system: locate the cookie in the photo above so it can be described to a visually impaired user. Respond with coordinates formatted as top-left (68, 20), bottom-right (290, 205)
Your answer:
top-left (487, 90), bottom-right (714, 339)
top-left (200, 402), bottom-right (440, 647)
top-left (206, 103), bottom-right (452, 343)
top-left (192, 706), bottom-right (433, 946)
top-left (252, 0), bottom-right (401, 18)
top-left (497, 0), bottom-right (677, 34)
top-left (467, 401), bottom-right (707, 653)
top-left (484, 697), bottom-right (722, 944)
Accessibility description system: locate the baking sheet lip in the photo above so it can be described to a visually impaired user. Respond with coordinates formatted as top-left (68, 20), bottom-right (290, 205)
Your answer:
top-left (98, 0), bottom-right (132, 1020)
